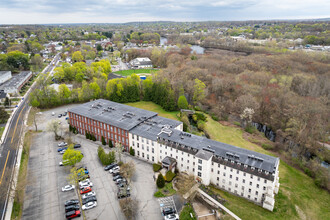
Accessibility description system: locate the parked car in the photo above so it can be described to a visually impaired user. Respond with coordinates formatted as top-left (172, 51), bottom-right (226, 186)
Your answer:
top-left (63, 112), bottom-right (67, 116)
top-left (58, 142), bottom-right (67, 147)
top-left (64, 199), bottom-right (79, 207)
top-left (104, 163), bottom-right (117, 171)
top-left (80, 187), bottom-right (92, 194)
top-left (113, 175), bottom-right (123, 181)
top-left (162, 207), bottom-right (176, 216)
top-left (60, 149), bottom-right (66, 154)
top-left (66, 210), bottom-right (81, 219)
top-left (59, 160), bottom-right (69, 166)
top-left (116, 178), bottom-right (127, 185)
top-left (81, 191), bottom-right (96, 200)
top-left (79, 179), bottom-right (91, 186)
top-left (57, 147), bottom-right (68, 152)
top-left (73, 144), bottom-right (81, 148)
top-left (79, 182), bottom-right (93, 189)
top-left (118, 183), bottom-right (130, 191)
top-left (82, 201), bottom-right (97, 210)
top-left (58, 114), bottom-right (62, 118)
top-left (62, 185), bottom-right (75, 192)
top-left (109, 166), bottom-right (119, 173)
top-left (52, 112), bottom-right (55, 116)
top-left (82, 196), bottom-right (97, 205)
top-left (65, 205), bottom-right (80, 213)
top-left (112, 170), bottom-right (120, 176)
top-left (164, 214), bottom-right (179, 220)
top-left (77, 166), bottom-right (89, 175)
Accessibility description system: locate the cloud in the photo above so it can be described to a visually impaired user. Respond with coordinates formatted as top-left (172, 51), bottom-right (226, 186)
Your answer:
top-left (0, 0), bottom-right (329, 24)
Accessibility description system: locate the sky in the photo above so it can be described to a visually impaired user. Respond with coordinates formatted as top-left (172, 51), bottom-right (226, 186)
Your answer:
top-left (0, 0), bottom-right (329, 24)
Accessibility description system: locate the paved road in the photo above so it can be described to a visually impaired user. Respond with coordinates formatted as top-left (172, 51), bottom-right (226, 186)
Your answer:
top-left (0, 53), bottom-right (61, 220)
top-left (118, 58), bottom-right (128, 71)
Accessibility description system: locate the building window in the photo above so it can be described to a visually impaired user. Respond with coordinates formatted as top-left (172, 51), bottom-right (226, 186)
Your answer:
top-left (187, 160), bottom-right (189, 163)
top-left (243, 173), bottom-right (246, 177)
top-left (142, 144), bottom-right (144, 150)
top-left (152, 141), bottom-right (154, 146)
top-left (264, 180), bottom-right (267, 184)
top-left (250, 182), bottom-right (252, 186)
top-left (142, 153), bottom-right (144, 158)
top-left (176, 156), bottom-right (178, 159)
top-left (230, 175), bottom-right (232, 179)
top-left (193, 162), bottom-right (195, 165)
top-left (257, 177), bottom-right (260, 181)
top-left (147, 146), bottom-right (149, 152)
top-left (254, 198), bottom-right (257, 201)
top-left (256, 191), bottom-right (258, 195)
top-left (181, 158), bottom-right (183, 161)
top-left (242, 186), bottom-right (244, 190)
top-left (152, 148), bottom-right (154, 153)
top-left (211, 168), bottom-right (214, 172)
top-left (229, 181), bottom-right (232, 185)
top-left (230, 168), bottom-right (233, 172)
top-left (250, 174), bottom-right (253, 179)
top-left (193, 168), bottom-right (195, 172)
top-left (224, 166), bottom-right (226, 170)
top-left (181, 164), bottom-right (183, 167)
top-left (137, 135), bottom-right (139, 141)
top-left (198, 172), bottom-right (202, 177)
top-left (198, 165), bottom-right (202, 171)
top-left (217, 171), bottom-right (220, 174)
top-left (218, 164), bottom-right (220, 168)
top-left (237, 170), bottom-right (239, 174)
top-left (248, 189), bottom-right (251, 193)
top-left (257, 184), bottom-right (259, 188)
top-left (217, 177), bottom-right (219, 181)
top-left (152, 156), bottom-right (154, 162)
top-left (263, 186), bottom-right (266, 190)
top-left (223, 173), bottom-right (226, 177)
top-left (243, 179), bottom-right (245, 183)
top-left (198, 159), bottom-right (202, 164)
top-left (147, 139), bottom-right (149, 144)
top-left (222, 179), bottom-right (225, 183)
top-left (137, 143), bottom-right (139, 148)
top-left (248, 195), bottom-right (250, 199)
top-left (236, 177), bottom-right (238, 181)
top-left (137, 151), bottom-right (140, 156)
top-left (147, 154), bottom-right (149, 160)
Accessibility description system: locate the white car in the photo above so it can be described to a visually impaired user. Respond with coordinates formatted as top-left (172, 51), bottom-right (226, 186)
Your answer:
top-left (109, 166), bottom-right (120, 174)
top-left (82, 201), bottom-right (97, 210)
top-left (79, 179), bottom-right (91, 186)
top-left (60, 149), bottom-right (66, 154)
top-left (79, 182), bottom-right (93, 189)
top-left (82, 191), bottom-right (96, 199)
top-left (165, 214), bottom-right (179, 220)
top-left (62, 185), bottom-right (75, 192)
top-left (58, 142), bottom-right (67, 147)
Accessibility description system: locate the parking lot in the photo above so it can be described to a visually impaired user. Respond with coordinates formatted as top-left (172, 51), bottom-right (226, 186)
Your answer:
top-left (22, 104), bottom-right (162, 220)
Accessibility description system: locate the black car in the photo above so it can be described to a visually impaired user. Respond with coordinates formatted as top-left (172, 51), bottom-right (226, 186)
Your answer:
top-left (113, 175), bottom-right (122, 181)
top-left (64, 199), bottom-right (79, 207)
top-left (163, 207), bottom-right (176, 216)
top-left (104, 163), bottom-right (117, 171)
top-left (112, 170), bottom-right (120, 176)
top-left (63, 112), bottom-right (67, 116)
top-left (65, 205), bottom-right (80, 213)
top-left (58, 114), bottom-right (62, 118)
top-left (116, 178), bottom-right (127, 185)
top-left (82, 196), bottom-right (97, 205)
top-left (74, 144), bottom-right (81, 148)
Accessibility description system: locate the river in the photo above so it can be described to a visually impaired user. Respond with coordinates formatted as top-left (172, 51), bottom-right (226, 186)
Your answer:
top-left (160, 37), bottom-right (205, 54)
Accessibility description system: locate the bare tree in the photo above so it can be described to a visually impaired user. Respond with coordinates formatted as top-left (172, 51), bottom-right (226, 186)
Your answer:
top-left (47, 119), bottom-right (62, 140)
top-left (120, 161), bottom-right (136, 183)
top-left (119, 198), bottom-right (138, 220)
top-left (115, 142), bottom-right (123, 163)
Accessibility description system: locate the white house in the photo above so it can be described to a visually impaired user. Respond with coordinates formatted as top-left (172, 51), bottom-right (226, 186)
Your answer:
top-left (0, 71), bottom-right (12, 84)
top-left (129, 57), bottom-right (153, 69)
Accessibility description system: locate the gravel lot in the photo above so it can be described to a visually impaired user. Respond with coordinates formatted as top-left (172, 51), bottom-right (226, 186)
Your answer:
top-left (22, 104), bottom-right (163, 220)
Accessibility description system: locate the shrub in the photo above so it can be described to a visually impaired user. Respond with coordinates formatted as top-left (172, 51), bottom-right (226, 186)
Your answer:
top-left (194, 112), bottom-right (207, 122)
top-left (211, 114), bottom-right (219, 121)
top-left (194, 106), bottom-right (201, 111)
top-left (154, 191), bottom-right (165, 197)
top-left (85, 132), bottom-right (89, 139)
top-left (92, 135), bottom-right (96, 141)
top-left (129, 147), bottom-right (135, 156)
top-left (97, 146), bottom-right (116, 165)
top-left (153, 163), bottom-right (162, 172)
top-left (165, 171), bottom-right (176, 182)
top-left (261, 143), bottom-right (273, 150)
top-left (245, 124), bottom-right (257, 134)
top-left (197, 121), bottom-right (206, 131)
top-left (156, 173), bottom-right (165, 188)
top-left (101, 136), bottom-right (106, 145)
top-left (109, 140), bottom-right (113, 148)
top-left (118, 161), bottom-right (123, 166)
top-left (233, 121), bottom-right (241, 126)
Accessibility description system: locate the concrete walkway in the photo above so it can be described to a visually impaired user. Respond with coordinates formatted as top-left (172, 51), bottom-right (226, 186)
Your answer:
top-left (197, 188), bottom-right (241, 220)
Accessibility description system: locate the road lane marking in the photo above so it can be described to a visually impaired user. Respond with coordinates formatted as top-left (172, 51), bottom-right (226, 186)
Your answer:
top-left (0, 151), bottom-right (10, 185)
top-left (11, 105), bottom-right (25, 144)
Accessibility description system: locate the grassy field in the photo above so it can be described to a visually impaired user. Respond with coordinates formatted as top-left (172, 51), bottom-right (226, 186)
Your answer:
top-left (125, 101), bottom-right (179, 120)
top-left (125, 101), bottom-right (330, 220)
top-left (114, 69), bottom-right (159, 76)
top-left (0, 127), bottom-right (4, 138)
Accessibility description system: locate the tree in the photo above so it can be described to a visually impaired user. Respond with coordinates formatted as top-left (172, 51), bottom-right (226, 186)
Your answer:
top-left (115, 142), bottom-right (123, 163)
top-left (58, 84), bottom-right (71, 103)
top-left (30, 54), bottom-right (43, 73)
top-left (156, 173), bottom-right (165, 188)
top-left (63, 148), bottom-right (84, 167)
top-left (72, 51), bottom-right (84, 62)
top-left (0, 107), bottom-right (9, 124)
top-left (67, 167), bottom-right (87, 192)
top-left (177, 95), bottom-right (188, 110)
top-left (129, 147), bottom-right (135, 156)
top-left (193, 78), bottom-right (206, 105)
top-left (101, 136), bottom-right (106, 145)
top-left (240, 107), bottom-right (255, 128)
top-left (109, 140), bottom-right (113, 148)
top-left (119, 198), bottom-right (138, 220)
top-left (47, 119), bottom-right (62, 140)
top-left (120, 161), bottom-right (135, 183)
top-left (29, 97), bottom-right (40, 131)
top-left (4, 97), bottom-right (11, 107)
top-left (96, 44), bottom-right (103, 51)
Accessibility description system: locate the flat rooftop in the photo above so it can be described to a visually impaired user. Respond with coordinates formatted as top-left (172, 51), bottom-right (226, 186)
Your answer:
top-left (68, 99), bottom-right (158, 130)
top-left (158, 129), bottom-right (279, 173)
top-left (0, 71), bottom-right (31, 89)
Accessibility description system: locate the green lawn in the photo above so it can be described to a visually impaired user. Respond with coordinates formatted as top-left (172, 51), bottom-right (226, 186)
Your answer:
top-left (154, 182), bottom-right (177, 197)
top-left (125, 101), bottom-right (179, 120)
top-left (179, 203), bottom-right (197, 220)
top-left (124, 101), bottom-right (330, 220)
top-left (114, 69), bottom-right (159, 76)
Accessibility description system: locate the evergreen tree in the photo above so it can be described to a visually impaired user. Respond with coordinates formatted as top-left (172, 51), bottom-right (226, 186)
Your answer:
top-left (178, 95), bottom-right (188, 109)
top-left (109, 140), bottom-right (113, 148)
top-left (156, 173), bottom-right (165, 188)
top-left (129, 147), bottom-right (135, 156)
top-left (101, 136), bottom-right (106, 145)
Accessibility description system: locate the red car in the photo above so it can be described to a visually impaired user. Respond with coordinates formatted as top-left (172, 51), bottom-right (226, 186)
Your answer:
top-left (66, 210), bottom-right (81, 219)
top-left (80, 187), bottom-right (91, 194)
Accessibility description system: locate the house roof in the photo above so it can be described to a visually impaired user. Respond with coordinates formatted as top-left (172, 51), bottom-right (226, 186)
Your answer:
top-left (162, 156), bottom-right (176, 166)
top-left (68, 99), bottom-right (157, 130)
